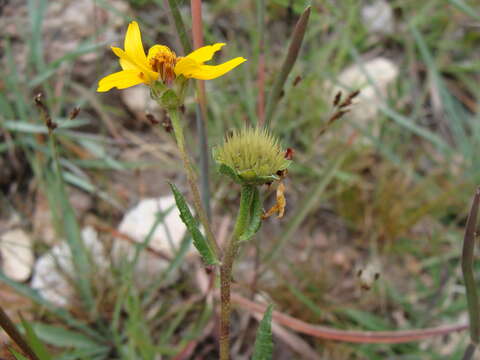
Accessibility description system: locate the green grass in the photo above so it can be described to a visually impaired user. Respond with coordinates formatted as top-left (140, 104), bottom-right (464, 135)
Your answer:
top-left (1, 0), bottom-right (480, 358)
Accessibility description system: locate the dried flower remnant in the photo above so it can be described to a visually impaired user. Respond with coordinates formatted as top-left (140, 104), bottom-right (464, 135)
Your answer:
top-left (97, 21), bottom-right (246, 92)
top-left (262, 182), bottom-right (287, 219)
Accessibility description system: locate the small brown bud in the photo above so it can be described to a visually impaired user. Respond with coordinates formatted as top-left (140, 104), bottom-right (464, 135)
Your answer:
top-left (333, 91), bottom-right (342, 107)
top-left (146, 113), bottom-right (160, 125)
top-left (293, 75), bottom-right (302, 86)
top-left (69, 107), bottom-right (81, 120)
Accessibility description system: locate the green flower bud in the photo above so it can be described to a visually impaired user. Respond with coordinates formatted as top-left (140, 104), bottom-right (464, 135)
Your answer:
top-left (214, 127), bottom-right (291, 185)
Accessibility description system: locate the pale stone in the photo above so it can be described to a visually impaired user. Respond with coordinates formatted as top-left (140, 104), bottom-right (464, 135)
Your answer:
top-left (117, 195), bottom-right (196, 258)
top-left (31, 215), bottom-right (185, 307)
top-left (331, 57), bottom-right (399, 129)
top-left (362, 0), bottom-right (394, 35)
top-left (0, 229), bottom-right (34, 282)
top-left (31, 226), bottom-right (105, 307)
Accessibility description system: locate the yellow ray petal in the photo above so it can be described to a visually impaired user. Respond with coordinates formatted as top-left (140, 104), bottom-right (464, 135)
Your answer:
top-left (124, 21), bottom-right (148, 67)
top-left (174, 57), bottom-right (199, 77)
top-left (111, 46), bottom-right (158, 82)
top-left (97, 70), bottom-right (145, 92)
top-left (178, 57), bottom-right (246, 80)
top-left (186, 43), bottom-right (225, 64)
top-left (111, 46), bottom-right (137, 71)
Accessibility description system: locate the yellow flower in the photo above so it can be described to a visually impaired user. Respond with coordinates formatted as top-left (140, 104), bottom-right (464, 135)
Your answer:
top-left (97, 21), bottom-right (246, 92)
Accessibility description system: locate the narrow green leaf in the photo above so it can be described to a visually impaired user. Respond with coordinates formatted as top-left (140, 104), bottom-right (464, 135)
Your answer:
top-left (47, 135), bottom-right (95, 311)
top-left (169, 183), bottom-right (219, 265)
top-left (0, 272), bottom-right (103, 339)
top-left (32, 323), bottom-right (102, 349)
top-left (264, 6), bottom-right (311, 126)
top-left (447, 0), bottom-right (480, 21)
top-left (10, 348), bottom-right (29, 360)
top-left (240, 188), bottom-right (263, 242)
top-left (164, 0), bottom-right (192, 54)
top-left (252, 304), bottom-right (274, 360)
top-left (21, 318), bottom-right (52, 360)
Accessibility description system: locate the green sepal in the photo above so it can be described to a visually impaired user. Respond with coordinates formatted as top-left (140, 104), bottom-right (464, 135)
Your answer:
top-left (239, 173), bottom-right (279, 185)
top-left (218, 163), bottom-right (243, 184)
top-left (160, 89), bottom-right (181, 110)
top-left (239, 187), bottom-right (263, 242)
top-left (252, 304), bottom-right (274, 360)
top-left (150, 81), bottom-right (168, 99)
top-left (169, 183), bottom-right (220, 265)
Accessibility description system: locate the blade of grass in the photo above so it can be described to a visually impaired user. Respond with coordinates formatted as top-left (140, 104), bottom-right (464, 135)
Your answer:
top-left (256, 0), bottom-right (266, 126)
top-left (262, 153), bottom-right (347, 266)
top-left (447, 0), bottom-right (480, 21)
top-left (264, 6), bottom-right (311, 126)
top-left (45, 132), bottom-right (95, 312)
top-left (21, 318), bottom-right (52, 360)
top-left (0, 272), bottom-right (103, 339)
top-left (461, 187), bottom-right (480, 352)
top-left (164, 0), bottom-right (192, 54)
top-left (0, 306), bottom-right (41, 360)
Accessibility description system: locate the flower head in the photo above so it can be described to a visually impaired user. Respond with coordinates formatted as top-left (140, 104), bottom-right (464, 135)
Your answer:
top-left (97, 21), bottom-right (246, 92)
top-left (214, 127), bottom-right (291, 185)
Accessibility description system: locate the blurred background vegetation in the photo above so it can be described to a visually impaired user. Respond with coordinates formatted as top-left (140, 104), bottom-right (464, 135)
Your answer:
top-left (0, 0), bottom-right (480, 359)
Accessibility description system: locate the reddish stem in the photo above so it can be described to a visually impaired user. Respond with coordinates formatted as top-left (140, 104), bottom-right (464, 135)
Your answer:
top-left (230, 293), bottom-right (468, 344)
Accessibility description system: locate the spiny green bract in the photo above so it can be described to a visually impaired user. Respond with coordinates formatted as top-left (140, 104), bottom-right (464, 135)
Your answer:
top-left (214, 127), bottom-right (290, 180)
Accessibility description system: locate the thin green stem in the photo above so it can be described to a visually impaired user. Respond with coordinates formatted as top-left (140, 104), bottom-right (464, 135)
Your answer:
top-left (167, 108), bottom-right (220, 257)
top-left (220, 185), bottom-right (255, 360)
top-left (191, 0), bottom-right (211, 218)
top-left (165, 0), bottom-right (192, 54)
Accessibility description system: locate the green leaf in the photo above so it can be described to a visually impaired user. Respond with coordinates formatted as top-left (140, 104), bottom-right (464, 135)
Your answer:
top-left (169, 183), bottom-right (219, 265)
top-left (32, 323), bottom-right (102, 349)
top-left (252, 304), bottom-right (274, 360)
top-left (240, 188), bottom-right (263, 242)
top-left (163, 0), bottom-right (192, 54)
top-left (264, 6), bottom-right (311, 125)
top-left (10, 348), bottom-right (29, 360)
top-left (46, 135), bottom-right (95, 310)
top-left (21, 318), bottom-right (52, 360)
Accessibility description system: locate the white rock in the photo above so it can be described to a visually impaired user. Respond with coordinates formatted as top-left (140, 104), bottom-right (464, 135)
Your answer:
top-left (0, 229), bottom-right (34, 282)
top-left (118, 195), bottom-right (195, 258)
top-left (31, 195), bottom-right (193, 307)
top-left (30, 226), bottom-right (126, 307)
top-left (362, 0), bottom-right (394, 35)
top-left (332, 57), bottom-right (398, 124)
top-left (121, 86), bottom-right (161, 119)
top-left (31, 226), bottom-right (106, 307)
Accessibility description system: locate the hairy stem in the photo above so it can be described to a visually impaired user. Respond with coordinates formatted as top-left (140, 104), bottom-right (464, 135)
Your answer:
top-left (168, 108), bottom-right (220, 256)
top-left (220, 185), bottom-right (255, 360)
